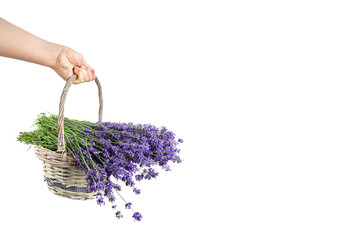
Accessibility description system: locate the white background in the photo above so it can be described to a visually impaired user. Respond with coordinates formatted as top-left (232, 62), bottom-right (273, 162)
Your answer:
top-left (1, 0), bottom-right (360, 239)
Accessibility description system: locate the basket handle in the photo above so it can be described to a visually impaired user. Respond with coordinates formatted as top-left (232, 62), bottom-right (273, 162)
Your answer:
top-left (57, 74), bottom-right (103, 153)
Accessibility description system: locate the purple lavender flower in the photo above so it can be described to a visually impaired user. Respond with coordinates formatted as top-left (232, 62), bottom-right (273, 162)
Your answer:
top-left (108, 194), bottom-right (116, 203)
top-left (135, 174), bottom-right (144, 181)
top-left (133, 188), bottom-right (141, 195)
top-left (113, 184), bottom-right (121, 191)
top-left (125, 202), bottom-right (132, 209)
top-left (97, 197), bottom-right (105, 206)
top-left (116, 211), bottom-right (123, 219)
top-left (132, 212), bottom-right (142, 222)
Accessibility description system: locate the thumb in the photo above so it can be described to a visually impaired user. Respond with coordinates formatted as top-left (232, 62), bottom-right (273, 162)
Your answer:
top-left (53, 57), bottom-right (75, 81)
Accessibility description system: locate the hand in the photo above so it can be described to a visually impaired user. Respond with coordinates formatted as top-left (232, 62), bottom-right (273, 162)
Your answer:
top-left (52, 45), bottom-right (95, 84)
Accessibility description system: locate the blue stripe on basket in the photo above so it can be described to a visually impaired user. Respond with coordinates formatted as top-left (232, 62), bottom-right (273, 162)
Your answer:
top-left (44, 176), bottom-right (92, 193)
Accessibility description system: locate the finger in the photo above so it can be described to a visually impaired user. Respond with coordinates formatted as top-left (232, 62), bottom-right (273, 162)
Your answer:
top-left (84, 66), bottom-right (93, 81)
top-left (79, 63), bottom-right (95, 81)
top-left (73, 79), bottom-right (82, 84)
top-left (74, 67), bottom-right (86, 84)
top-left (73, 66), bottom-right (80, 75)
top-left (58, 57), bottom-right (75, 81)
top-left (79, 67), bottom-right (88, 83)
top-left (80, 66), bottom-right (91, 82)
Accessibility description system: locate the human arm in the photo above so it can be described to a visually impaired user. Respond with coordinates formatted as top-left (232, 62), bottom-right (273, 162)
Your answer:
top-left (0, 17), bottom-right (95, 83)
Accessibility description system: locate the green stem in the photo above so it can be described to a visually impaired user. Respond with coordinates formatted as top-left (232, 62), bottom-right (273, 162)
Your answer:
top-left (114, 189), bottom-right (135, 213)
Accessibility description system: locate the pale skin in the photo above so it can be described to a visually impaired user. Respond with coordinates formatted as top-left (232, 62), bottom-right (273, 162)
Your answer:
top-left (0, 18), bottom-right (95, 84)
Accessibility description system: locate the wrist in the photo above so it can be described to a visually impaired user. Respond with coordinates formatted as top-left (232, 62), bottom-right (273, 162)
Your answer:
top-left (47, 43), bottom-right (65, 69)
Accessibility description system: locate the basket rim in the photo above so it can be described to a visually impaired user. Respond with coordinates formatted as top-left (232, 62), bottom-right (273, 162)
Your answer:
top-left (34, 145), bottom-right (80, 169)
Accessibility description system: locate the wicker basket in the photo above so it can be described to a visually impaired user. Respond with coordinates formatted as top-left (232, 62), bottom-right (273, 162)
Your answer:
top-left (34, 74), bottom-right (103, 200)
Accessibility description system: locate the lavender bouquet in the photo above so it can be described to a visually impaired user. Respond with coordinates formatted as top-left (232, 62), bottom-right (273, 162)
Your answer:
top-left (18, 113), bottom-right (183, 221)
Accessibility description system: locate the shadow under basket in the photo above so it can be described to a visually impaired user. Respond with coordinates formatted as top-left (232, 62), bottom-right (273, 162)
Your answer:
top-left (35, 146), bottom-right (96, 200)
